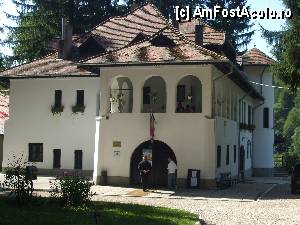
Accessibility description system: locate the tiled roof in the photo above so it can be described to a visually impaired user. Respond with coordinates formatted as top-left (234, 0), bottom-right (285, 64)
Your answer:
top-left (75, 4), bottom-right (168, 50)
top-left (241, 48), bottom-right (275, 65)
top-left (75, 4), bottom-right (225, 50)
top-left (0, 53), bottom-right (97, 78)
top-left (178, 20), bottom-right (225, 45)
top-left (0, 94), bottom-right (9, 134)
top-left (83, 26), bottom-right (227, 64)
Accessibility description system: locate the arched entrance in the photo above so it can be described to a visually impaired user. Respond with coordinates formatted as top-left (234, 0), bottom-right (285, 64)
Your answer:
top-left (130, 140), bottom-right (176, 187)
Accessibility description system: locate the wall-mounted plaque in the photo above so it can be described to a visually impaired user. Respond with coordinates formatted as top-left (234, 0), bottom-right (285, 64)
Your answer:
top-left (113, 141), bottom-right (121, 147)
top-left (113, 150), bottom-right (120, 156)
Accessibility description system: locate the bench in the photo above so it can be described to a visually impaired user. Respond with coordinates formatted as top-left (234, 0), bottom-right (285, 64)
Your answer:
top-left (216, 172), bottom-right (237, 189)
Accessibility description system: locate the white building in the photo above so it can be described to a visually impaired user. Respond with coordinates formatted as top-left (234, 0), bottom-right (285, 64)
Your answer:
top-left (0, 4), bottom-right (274, 187)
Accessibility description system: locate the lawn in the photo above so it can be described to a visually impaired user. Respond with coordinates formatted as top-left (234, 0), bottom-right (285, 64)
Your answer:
top-left (0, 197), bottom-right (197, 225)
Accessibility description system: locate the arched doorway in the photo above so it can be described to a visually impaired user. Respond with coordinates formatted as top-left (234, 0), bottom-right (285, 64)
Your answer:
top-left (130, 140), bottom-right (176, 187)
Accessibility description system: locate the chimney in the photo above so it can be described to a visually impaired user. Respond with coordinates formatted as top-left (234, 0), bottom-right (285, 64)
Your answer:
top-left (58, 18), bottom-right (73, 59)
top-left (195, 23), bottom-right (203, 46)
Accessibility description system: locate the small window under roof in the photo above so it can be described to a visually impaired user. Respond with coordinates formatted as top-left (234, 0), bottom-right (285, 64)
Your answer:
top-left (129, 32), bottom-right (148, 45)
top-left (150, 34), bottom-right (176, 47)
top-left (79, 36), bottom-right (105, 56)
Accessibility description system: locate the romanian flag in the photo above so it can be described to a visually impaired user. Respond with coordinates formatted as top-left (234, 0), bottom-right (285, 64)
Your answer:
top-left (150, 112), bottom-right (156, 140)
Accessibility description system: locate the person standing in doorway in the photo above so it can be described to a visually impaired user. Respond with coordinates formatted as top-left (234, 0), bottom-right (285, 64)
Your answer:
top-left (167, 157), bottom-right (177, 189)
top-left (138, 155), bottom-right (152, 192)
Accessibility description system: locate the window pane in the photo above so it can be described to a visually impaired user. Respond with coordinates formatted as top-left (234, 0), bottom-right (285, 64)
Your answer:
top-left (143, 86), bottom-right (150, 104)
top-left (29, 143), bottom-right (43, 162)
top-left (74, 150), bottom-right (83, 169)
top-left (217, 146), bottom-right (221, 168)
top-left (77, 90), bottom-right (84, 106)
top-left (263, 108), bottom-right (269, 128)
top-left (177, 85), bottom-right (185, 102)
top-left (55, 90), bottom-right (62, 106)
top-left (226, 145), bottom-right (229, 165)
top-left (53, 149), bottom-right (61, 169)
top-left (248, 105), bottom-right (251, 125)
top-left (234, 145), bottom-right (237, 163)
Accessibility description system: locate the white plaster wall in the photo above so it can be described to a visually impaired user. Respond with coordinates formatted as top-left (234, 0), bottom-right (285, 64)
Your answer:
top-left (215, 117), bottom-right (239, 177)
top-left (95, 65), bottom-right (216, 180)
top-left (3, 77), bottom-right (100, 171)
top-left (244, 66), bottom-right (274, 169)
top-left (213, 66), bottom-right (256, 177)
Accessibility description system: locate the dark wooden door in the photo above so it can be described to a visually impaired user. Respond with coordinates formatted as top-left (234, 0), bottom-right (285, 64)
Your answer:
top-left (130, 140), bottom-right (176, 188)
top-left (53, 149), bottom-right (61, 169)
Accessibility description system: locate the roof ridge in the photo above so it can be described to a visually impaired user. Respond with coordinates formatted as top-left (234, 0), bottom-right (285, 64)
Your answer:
top-left (147, 4), bottom-right (227, 60)
top-left (73, 3), bottom-right (153, 44)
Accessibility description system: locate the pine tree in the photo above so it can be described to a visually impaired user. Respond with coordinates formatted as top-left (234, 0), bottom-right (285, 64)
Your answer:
top-left (262, 0), bottom-right (300, 91)
top-left (5, 0), bottom-right (127, 63)
top-left (204, 0), bottom-right (254, 53)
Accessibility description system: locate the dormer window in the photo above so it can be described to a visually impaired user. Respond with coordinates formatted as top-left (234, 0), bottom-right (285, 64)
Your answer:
top-left (150, 34), bottom-right (176, 47)
top-left (129, 32), bottom-right (148, 45)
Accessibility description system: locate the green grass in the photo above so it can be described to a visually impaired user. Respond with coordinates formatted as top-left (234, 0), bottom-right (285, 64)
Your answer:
top-left (0, 197), bottom-right (197, 225)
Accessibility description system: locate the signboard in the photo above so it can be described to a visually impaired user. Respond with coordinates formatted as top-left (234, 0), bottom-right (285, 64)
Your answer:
top-left (113, 141), bottom-right (121, 147)
top-left (143, 148), bottom-right (152, 164)
top-left (113, 150), bottom-right (120, 156)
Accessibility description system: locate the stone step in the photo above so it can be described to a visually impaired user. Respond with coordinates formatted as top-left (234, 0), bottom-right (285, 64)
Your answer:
top-left (273, 172), bottom-right (289, 177)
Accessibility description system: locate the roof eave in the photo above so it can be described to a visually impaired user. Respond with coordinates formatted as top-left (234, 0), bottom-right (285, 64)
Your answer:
top-left (0, 73), bottom-right (99, 79)
top-left (77, 59), bottom-right (229, 68)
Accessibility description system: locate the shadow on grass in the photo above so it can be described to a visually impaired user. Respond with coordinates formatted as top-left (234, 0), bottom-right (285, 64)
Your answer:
top-left (0, 197), bottom-right (197, 225)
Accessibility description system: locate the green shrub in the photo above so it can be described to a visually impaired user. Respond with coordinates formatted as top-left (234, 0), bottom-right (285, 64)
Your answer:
top-left (72, 105), bottom-right (85, 114)
top-left (1, 154), bottom-right (35, 204)
top-left (50, 174), bottom-right (95, 206)
top-left (284, 150), bottom-right (300, 173)
top-left (51, 105), bottom-right (64, 115)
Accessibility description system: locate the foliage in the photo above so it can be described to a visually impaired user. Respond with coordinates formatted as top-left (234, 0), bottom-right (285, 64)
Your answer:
top-left (72, 105), bottom-right (85, 114)
top-left (204, 0), bottom-right (254, 53)
top-left (51, 105), bottom-right (64, 115)
top-left (283, 105), bottom-right (300, 148)
top-left (274, 87), bottom-right (300, 151)
top-left (261, 0), bottom-right (300, 91)
top-left (5, 0), bottom-right (127, 63)
top-left (0, 198), bottom-right (198, 225)
top-left (284, 150), bottom-right (300, 173)
top-left (50, 174), bottom-right (94, 206)
top-left (0, 154), bottom-right (35, 203)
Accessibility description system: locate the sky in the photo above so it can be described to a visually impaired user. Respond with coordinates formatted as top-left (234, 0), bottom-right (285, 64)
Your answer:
top-left (0, 0), bottom-right (287, 58)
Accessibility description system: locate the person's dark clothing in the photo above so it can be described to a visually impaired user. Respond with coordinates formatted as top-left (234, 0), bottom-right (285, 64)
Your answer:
top-left (138, 160), bottom-right (152, 191)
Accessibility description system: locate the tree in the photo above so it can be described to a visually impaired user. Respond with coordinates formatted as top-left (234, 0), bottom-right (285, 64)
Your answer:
top-left (262, 0), bottom-right (300, 91)
top-left (5, 0), bottom-right (127, 63)
top-left (204, 0), bottom-right (254, 53)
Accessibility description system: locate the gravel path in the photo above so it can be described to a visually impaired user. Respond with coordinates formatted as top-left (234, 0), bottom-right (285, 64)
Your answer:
top-left (1, 174), bottom-right (299, 224)
top-left (92, 184), bottom-right (300, 225)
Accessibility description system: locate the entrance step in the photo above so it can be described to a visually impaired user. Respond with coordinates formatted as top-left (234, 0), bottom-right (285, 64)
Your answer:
top-left (273, 168), bottom-right (289, 177)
